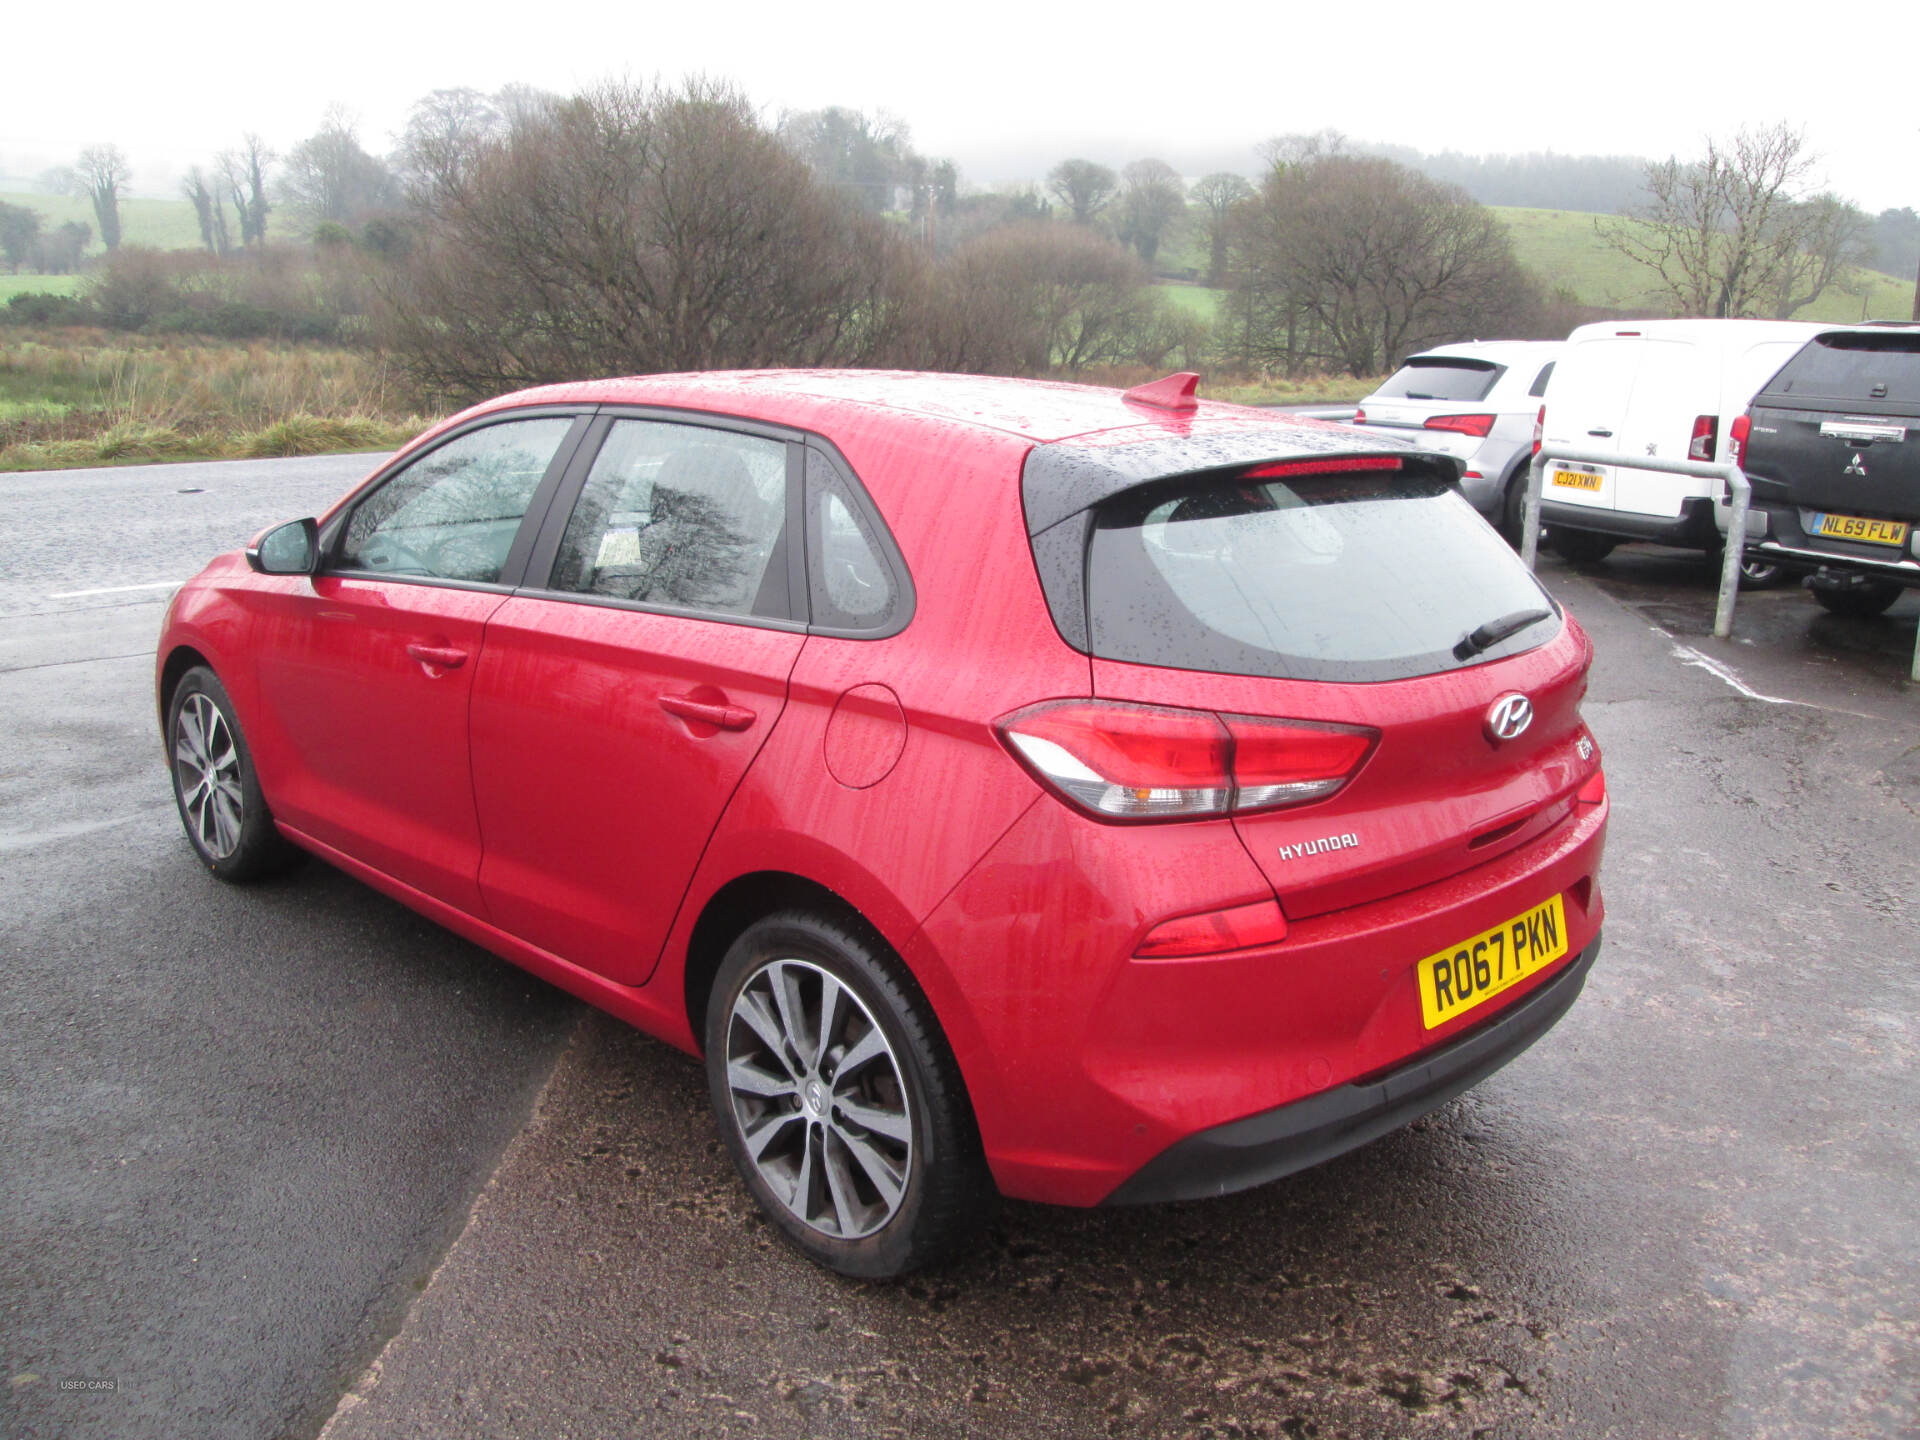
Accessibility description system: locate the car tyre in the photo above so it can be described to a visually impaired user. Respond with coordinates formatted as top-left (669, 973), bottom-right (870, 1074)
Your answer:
top-left (705, 909), bottom-right (992, 1279)
top-left (1549, 527), bottom-right (1617, 564)
top-left (166, 666), bottom-right (300, 881)
top-left (1810, 580), bottom-right (1903, 618)
top-left (1498, 468), bottom-right (1533, 550)
top-left (1707, 540), bottom-right (1791, 590)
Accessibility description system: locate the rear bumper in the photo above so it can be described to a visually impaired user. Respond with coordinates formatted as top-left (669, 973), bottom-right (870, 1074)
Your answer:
top-left (1753, 503), bottom-right (1920, 586)
top-left (912, 782), bottom-right (1608, 1208)
top-left (1104, 935), bottom-right (1600, 1204)
top-left (1541, 496), bottom-right (1719, 549)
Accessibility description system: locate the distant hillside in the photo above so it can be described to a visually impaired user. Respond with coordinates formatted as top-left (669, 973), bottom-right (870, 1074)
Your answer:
top-left (1493, 207), bottom-right (1913, 323)
top-left (0, 190), bottom-right (202, 254)
top-left (1363, 146), bottom-right (1650, 216)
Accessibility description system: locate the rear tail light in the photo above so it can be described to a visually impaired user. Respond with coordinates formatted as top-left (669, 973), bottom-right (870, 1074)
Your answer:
top-left (1352, 406), bottom-right (1368, 426)
top-left (1135, 898), bottom-right (1288, 958)
top-left (1576, 769), bottom-right (1607, 807)
top-left (1423, 413), bottom-right (1496, 438)
top-left (1729, 413), bottom-right (1751, 468)
top-left (996, 700), bottom-right (1378, 822)
top-left (1689, 414), bottom-right (1718, 462)
top-left (1532, 404), bottom-right (1545, 456)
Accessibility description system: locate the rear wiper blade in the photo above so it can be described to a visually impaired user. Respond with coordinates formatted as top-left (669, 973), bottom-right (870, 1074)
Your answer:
top-left (1453, 607), bottom-right (1552, 660)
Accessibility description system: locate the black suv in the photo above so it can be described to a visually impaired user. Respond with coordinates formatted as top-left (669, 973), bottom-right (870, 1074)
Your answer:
top-left (1741, 324), bottom-right (1920, 617)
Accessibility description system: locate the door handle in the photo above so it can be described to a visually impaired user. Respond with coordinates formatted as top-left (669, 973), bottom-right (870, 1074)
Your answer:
top-left (660, 694), bottom-right (756, 731)
top-left (1587, 428), bottom-right (1613, 438)
top-left (406, 643), bottom-right (468, 670)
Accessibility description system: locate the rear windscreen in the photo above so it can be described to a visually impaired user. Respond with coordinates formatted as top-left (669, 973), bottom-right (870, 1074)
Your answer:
top-left (1768, 332), bottom-right (1920, 405)
top-left (1374, 358), bottom-right (1502, 403)
top-left (1086, 471), bottom-right (1558, 683)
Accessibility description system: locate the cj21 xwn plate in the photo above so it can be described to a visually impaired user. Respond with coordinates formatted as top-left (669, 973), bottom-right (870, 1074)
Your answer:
top-left (1550, 466), bottom-right (1604, 492)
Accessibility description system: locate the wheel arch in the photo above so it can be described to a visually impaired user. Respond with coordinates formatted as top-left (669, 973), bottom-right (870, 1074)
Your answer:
top-left (157, 644), bottom-right (213, 732)
top-left (682, 871), bottom-right (893, 1054)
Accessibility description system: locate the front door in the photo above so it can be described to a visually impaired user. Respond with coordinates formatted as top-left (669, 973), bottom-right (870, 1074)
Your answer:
top-left (249, 413), bottom-right (582, 914)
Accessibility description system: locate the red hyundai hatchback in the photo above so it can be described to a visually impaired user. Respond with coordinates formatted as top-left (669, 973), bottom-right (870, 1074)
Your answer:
top-left (157, 369), bottom-right (1607, 1276)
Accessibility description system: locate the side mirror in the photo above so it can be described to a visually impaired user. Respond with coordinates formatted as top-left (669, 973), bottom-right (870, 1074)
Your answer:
top-left (248, 518), bottom-right (319, 575)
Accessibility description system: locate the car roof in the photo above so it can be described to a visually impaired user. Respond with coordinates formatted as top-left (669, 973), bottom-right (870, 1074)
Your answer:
top-left (429, 369), bottom-right (1289, 448)
top-left (1403, 340), bottom-right (1563, 364)
top-left (1563, 318), bottom-right (1829, 345)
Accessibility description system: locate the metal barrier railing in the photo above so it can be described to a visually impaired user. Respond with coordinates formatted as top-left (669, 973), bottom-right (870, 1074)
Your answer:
top-left (1522, 446), bottom-right (1752, 640)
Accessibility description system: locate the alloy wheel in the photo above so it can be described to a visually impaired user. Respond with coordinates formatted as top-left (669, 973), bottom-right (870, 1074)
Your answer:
top-left (723, 957), bottom-right (913, 1240)
top-left (174, 693), bottom-right (244, 860)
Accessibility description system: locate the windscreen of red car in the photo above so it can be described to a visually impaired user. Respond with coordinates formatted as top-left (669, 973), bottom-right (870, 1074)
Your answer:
top-left (1086, 470), bottom-right (1558, 683)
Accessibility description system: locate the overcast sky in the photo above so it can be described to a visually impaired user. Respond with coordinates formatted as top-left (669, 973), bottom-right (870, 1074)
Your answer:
top-left (3, 0), bottom-right (1915, 211)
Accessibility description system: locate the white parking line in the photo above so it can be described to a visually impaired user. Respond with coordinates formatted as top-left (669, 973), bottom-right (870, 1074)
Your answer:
top-left (1669, 642), bottom-right (1877, 721)
top-left (46, 580), bottom-right (185, 599)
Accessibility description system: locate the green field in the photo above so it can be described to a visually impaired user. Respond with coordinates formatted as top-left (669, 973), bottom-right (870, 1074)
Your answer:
top-left (1154, 207), bottom-right (1914, 331)
top-left (0, 190), bottom-right (203, 254)
top-left (1491, 206), bottom-right (1911, 322)
top-left (0, 273), bottom-right (83, 301)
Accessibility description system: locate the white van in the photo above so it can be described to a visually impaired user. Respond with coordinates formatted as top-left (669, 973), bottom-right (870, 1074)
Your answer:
top-left (1538, 319), bottom-right (1826, 563)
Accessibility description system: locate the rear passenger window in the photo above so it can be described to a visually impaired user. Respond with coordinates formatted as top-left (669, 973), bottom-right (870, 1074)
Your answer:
top-left (1528, 362), bottom-right (1555, 397)
top-left (338, 417), bottom-right (573, 583)
top-left (805, 449), bottom-right (905, 634)
top-left (549, 421), bottom-right (791, 618)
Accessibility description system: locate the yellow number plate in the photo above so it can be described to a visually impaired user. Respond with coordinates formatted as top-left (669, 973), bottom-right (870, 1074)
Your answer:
top-left (1811, 512), bottom-right (1909, 546)
top-left (1417, 895), bottom-right (1569, 1030)
top-left (1551, 467), bottom-right (1604, 492)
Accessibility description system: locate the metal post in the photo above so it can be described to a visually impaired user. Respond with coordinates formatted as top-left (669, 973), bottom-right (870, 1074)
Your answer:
top-left (1713, 466), bottom-right (1751, 640)
top-left (1526, 444), bottom-right (1748, 638)
top-left (1521, 451), bottom-right (1545, 571)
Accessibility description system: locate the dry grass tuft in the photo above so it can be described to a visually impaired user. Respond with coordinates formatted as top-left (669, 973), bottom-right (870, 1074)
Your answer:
top-left (0, 328), bottom-right (437, 471)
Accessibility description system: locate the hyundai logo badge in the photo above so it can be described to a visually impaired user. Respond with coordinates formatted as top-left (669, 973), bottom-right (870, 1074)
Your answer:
top-left (1486, 693), bottom-right (1533, 743)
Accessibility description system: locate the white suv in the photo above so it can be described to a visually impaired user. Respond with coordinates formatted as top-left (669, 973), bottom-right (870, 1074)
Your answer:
top-left (1350, 341), bottom-right (1562, 545)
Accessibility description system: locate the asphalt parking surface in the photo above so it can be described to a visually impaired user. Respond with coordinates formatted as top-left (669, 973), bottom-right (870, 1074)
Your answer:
top-left (4, 455), bottom-right (1917, 1440)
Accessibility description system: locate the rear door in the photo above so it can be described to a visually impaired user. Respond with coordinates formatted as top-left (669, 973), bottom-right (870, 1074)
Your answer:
top-left (249, 412), bottom-right (586, 914)
top-left (1541, 336), bottom-right (1640, 513)
top-left (467, 415), bottom-right (806, 985)
top-left (1612, 339), bottom-right (1708, 517)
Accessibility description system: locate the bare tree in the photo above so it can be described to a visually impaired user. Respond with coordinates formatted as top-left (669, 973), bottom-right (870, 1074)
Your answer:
top-left (182, 167), bottom-right (233, 255)
top-left (900, 222), bottom-right (1201, 376)
top-left (778, 107), bottom-right (922, 213)
top-left (1047, 158), bottom-right (1118, 226)
top-left (73, 144), bottom-right (131, 251)
top-left (396, 88), bottom-right (504, 198)
top-left (374, 79), bottom-right (910, 404)
top-left (281, 108), bottom-right (399, 230)
top-left (218, 134), bottom-right (273, 246)
top-left (1598, 123), bottom-right (1861, 318)
top-left (1763, 193), bottom-right (1872, 318)
top-left (1190, 172), bottom-right (1253, 285)
top-left (1232, 153), bottom-right (1538, 376)
top-left (1114, 159), bottom-right (1186, 265)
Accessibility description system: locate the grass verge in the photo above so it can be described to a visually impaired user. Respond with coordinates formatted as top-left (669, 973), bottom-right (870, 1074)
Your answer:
top-left (0, 328), bottom-right (434, 471)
